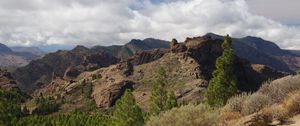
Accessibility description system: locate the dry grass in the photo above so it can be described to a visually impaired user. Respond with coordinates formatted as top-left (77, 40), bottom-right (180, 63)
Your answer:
top-left (241, 93), bottom-right (271, 115)
top-left (224, 92), bottom-right (271, 116)
top-left (224, 93), bottom-right (249, 113)
top-left (259, 75), bottom-right (300, 103)
top-left (222, 75), bottom-right (300, 125)
top-left (282, 91), bottom-right (300, 114)
top-left (146, 104), bottom-right (219, 126)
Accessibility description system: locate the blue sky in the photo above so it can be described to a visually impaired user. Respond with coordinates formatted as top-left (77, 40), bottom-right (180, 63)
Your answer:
top-left (0, 0), bottom-right (299, 50)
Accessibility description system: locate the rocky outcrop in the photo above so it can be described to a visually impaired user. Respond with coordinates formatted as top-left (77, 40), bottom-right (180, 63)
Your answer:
top-left (170, 39), bottom-right (187, 53)
top-left (116, 60), bottom-right (134, 77)
top-left (94, 80), bottom-right (134, 108)
top-left (0, 69), bottom-right (19, 91)
top-left (129, 49), bottom-right (168, 65)
top-left (235, 112), bottom-right (270, 126)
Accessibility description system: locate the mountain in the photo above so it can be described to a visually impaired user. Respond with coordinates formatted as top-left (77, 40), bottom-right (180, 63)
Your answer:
top-left (91, 38), bottom-right (169, 59)
top-left (287, 50), bottom-right (300, 56)
top-left (10, 46), bottom-right (45, 57)
top-left (206, 33), bottom-right (299, 73)
top-left (29, 35), bottom-right (286, 112)
top-left (0, 43), bottom-right (13, 54)
top-left (0, 43), bottom-right (45, 67)
top-left (12, 45), bottom-right (118, 92)
top-left (12, 38), bottom-right (169, 92)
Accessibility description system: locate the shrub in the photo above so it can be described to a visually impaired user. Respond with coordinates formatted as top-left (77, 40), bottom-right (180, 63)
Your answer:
top-left (241, 93), bottom-right (271, 115)
top-left (282, 91), bottom-right (300, 113)
top-left (262, 104), bottom-right (289, 122)
top-left (146, 104), bottom-right (219, 126)
top-left (259, 75), bottom-right (300, 103)
top-left (224, 93), bottom-right (250, 113)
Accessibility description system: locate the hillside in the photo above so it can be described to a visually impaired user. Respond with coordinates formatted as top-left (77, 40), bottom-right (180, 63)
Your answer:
top-left (29, 35), bottom-right (286, 113)
top-left (12, 45), bottom-right (118, 92)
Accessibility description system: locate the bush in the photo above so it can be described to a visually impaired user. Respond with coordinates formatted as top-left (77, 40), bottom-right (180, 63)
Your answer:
top-left (282, 91), bottom-right (300, 113)
top-left (32, 96), bottom-right (59, 115)
top-left (262, 104), bottom-right (288, 122)
top-left (146, 104), bottom-right (219, 126)
top-left (225, 93), bottom-right (250, 113)
top-left (241, 93), bottom-right (271, 115)
top-left (259, 75), bottom-right (300, 103)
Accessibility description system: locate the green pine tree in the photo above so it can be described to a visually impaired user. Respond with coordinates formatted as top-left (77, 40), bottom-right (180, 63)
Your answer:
top-left (164, 91), bottom-right (178, 110)
top-left (111, 89), bottom-right (144, 126)
top-left (149, 67), bottom-right (168, 116)
top-left (205, 35), bottom-right (238, 107)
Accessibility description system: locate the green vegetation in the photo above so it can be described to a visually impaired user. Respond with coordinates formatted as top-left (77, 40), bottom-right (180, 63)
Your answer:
top-left (164, 91), bottom-right (178, 110)
top-left (92, 73), bottom-right (102, 80)
top-left (0, 88), bottom-right (23, 126)
top-left (111, 89), bottom-right (144, 126)
top-left (205, 35), bottom-right (237, 107)
top-left (16, 111), bottom-right (110, 126)
top-left (32, 95), bottom-right (60, 115)
top-left (149, 67), bottom-right (178, 116)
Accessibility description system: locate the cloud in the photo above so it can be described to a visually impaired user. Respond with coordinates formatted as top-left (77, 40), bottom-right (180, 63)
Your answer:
top-left (0, 0), bottom-right (299, 49)
top-left (246, 0), bottom-right (300, 25)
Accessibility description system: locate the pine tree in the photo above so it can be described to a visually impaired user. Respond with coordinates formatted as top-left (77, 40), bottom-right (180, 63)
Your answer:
top-left (149, 67), bottom-right (168, 116)
top-left (111, 89), bottom-right (144, 126)
top-left (164, 91), bottom-right (178, 110)
top-left (205, 35), bottom-right (238, 107)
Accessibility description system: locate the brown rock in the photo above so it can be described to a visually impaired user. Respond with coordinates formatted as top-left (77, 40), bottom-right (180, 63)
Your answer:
top-left (130, 49), bottom-right (168, 65)
top-left (93, 80), bottom-right (134, 108)
top-left (170, 39), bottom-right (187, 53)
top-left (235, 113), bottom-right (270, 126)
top-left (0, 69), bottom-right (19, 91)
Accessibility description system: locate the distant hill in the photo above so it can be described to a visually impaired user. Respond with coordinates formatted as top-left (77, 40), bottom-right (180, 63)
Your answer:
top-left (206, 33), bottom-right (298, 73)
top-left (91, 38), bottom-right (169, 59)
top-left (10, 46), bottom-right (45, 57)
top-left (0, 43), bottom-right (44, 67)
top-left (0, 43), bottom-right (13, 54)
top-left (287, 50), bottom-right (300, 56)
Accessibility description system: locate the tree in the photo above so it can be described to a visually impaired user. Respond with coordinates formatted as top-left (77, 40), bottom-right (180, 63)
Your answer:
top-left (205, 35), bottom-right (238, 107)
top-left (164, 91), bottom-right (178, 110)
top-left (150, 67), bottom-right (168, 116)
top-left (111, 89), bottom-right (144, 126)
top-left (0, 88), bottom-right (23, 125)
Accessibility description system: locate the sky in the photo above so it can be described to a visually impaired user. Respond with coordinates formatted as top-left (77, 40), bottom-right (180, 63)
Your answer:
top-left (0, 0), bottom-right (299, 50)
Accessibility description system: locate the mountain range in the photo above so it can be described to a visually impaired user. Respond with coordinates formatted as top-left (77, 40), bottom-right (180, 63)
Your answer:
top-left (2, 33), bottom-right (300, 125)
top-left (0, 43), bottom-right (45, 67)
top-left (11, 34), bottom-right (287, 112)
top-left (6, 34), bottom-right (300, 93)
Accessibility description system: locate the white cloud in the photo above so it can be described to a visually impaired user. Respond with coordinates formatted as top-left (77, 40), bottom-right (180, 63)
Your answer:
top-left (0, 0), bottom-right (299, 49)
